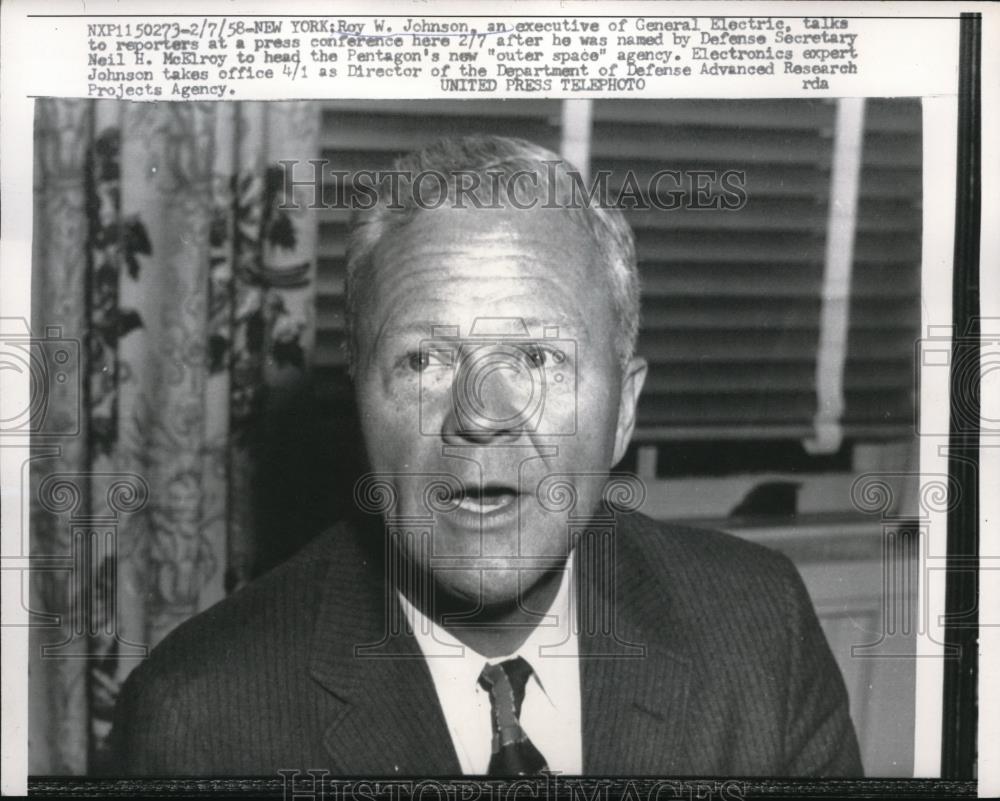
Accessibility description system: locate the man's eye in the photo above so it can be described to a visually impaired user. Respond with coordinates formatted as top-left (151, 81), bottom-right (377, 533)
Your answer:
top-left (405, 349), bottom-right (451, 372)
top-left (406, 351), bottom-right (430, 372)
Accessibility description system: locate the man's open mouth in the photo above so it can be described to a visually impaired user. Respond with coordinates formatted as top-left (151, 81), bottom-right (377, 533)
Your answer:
top-left (452, 484), bottom-right (519, 514)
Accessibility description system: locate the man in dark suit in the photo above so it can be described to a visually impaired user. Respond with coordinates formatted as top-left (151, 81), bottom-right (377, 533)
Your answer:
top-left (112, 135), bottom-right (862, 777)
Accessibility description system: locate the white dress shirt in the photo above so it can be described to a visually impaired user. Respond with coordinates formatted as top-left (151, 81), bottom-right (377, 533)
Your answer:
top-left (398, 554), bottom-right (582, 775)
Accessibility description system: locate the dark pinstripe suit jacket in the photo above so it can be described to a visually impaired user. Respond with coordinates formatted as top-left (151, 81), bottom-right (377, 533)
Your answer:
top-left (111, 512), bottom-right (862, 776)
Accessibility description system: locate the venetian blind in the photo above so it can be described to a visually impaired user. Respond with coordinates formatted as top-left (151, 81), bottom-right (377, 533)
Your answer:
top-left (589, 97), bottom-right (921, 442)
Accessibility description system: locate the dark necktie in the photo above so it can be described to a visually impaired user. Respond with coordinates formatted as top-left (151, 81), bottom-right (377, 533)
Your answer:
top-left (478, 656), bottom-right (549, 776)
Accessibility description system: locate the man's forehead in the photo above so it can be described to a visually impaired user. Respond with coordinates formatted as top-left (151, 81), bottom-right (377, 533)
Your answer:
top-left (363, 207), bottom-right (607, 311)
top-left (375, 204), bottom-right (596, 256)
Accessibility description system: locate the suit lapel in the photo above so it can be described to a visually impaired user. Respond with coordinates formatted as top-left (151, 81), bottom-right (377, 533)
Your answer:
top-left (318, 643), bottom-right (461, 775)
top-left (578, 515), bottom-right (695, 774)
top-left (307, 523), bottom-right (461, 775)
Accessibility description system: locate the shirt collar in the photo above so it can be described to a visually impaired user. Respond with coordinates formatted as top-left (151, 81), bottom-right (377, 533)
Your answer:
top-left (398, 550), bottom-right (578, 700)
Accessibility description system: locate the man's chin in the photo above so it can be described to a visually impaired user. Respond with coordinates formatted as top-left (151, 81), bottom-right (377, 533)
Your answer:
top-left (426, 561), bottom-right (569, 611)
top-left (426, 508), bottom-right (573, 559)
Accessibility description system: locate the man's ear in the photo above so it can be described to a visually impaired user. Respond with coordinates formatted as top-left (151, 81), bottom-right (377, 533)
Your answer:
top-left (612, 356), bottom-right (648, 466)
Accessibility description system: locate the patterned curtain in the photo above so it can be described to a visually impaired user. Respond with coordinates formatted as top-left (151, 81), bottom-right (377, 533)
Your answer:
top-left (28, 99), bottom-right (319, 774)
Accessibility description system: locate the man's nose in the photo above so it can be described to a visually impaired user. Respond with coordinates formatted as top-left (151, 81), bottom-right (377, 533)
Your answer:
top-left (441, 353), bottom-right (536, 445)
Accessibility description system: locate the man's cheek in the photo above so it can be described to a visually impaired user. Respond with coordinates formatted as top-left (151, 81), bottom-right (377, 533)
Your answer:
top-left (360, 381), bottom-right (421, 433)
top-left (367, 421), bottom-right (418, 471)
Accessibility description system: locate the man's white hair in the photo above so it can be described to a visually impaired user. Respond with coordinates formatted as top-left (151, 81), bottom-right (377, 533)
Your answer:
top-left (345, 135), bottom-right (640, 373)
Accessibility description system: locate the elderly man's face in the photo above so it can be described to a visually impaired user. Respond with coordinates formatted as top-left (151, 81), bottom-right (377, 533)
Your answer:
top-left (353, 205), bottom-right (646, 608)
